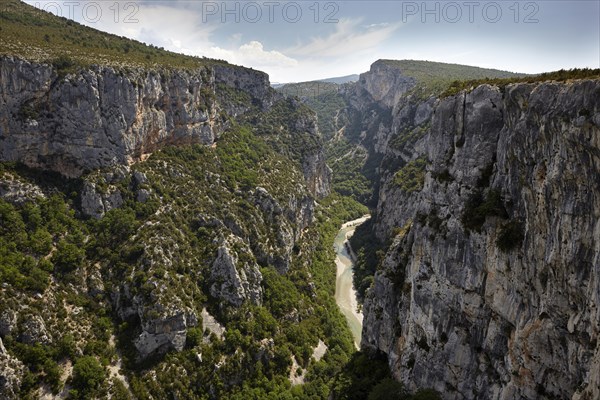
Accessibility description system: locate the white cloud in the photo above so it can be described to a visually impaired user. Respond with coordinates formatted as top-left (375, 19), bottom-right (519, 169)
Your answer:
top-left (365, 22), bottom-right (390, 29)
top-left (286, 18), bottom-right (401, 58)
top-left (238, 41), bottom-right (298, 68)
top-left (195, 41), bottom-right (297, 74)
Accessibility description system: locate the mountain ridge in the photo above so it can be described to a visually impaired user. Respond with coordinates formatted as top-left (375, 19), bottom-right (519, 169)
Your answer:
top-left (1, 1), bottom-right (600, 399)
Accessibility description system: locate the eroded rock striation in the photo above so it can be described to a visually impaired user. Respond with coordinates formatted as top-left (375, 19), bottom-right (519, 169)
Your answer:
top-left (356, 62), bottom-right (600, 399)
top-left (0, 56), bottom-right (329, 198)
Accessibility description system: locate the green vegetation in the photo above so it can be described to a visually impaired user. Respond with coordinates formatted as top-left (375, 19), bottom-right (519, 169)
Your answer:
top-left (0, 5), bottom-right (468, 397)
top-left (71, 356), bottom-right (106, 398)
top-left (276, 81), bottom-right (383, 206)
top-left (0, 0), bottom-right (232, 69)
top-left (393, 157), bottom-right (428, 193)
top-left (331, 352), bottom-right (441, 400)
top-left (252, 98), bottom-right (323, 168)
top-left (349, 218), bottom-right (387, 301)
top-left (326, 139), bottom-right (376, 205)
top-left (0, 190), bottom-right (84, 292)
top-left (332, 352), bottom-right (392, 399)
top-left (389, 124), bottom-right (430, 151)
top-left (442, 68), bottom-right (600, 97)
top-left (9, 340), bottom-right (65, 394)
top-left (277, 82), bottom-right (345, 142)
top-left (368, 380), bottom-right (441, 400)
top-left (0, 117), bottom-right (376, 399)
top-left (367, 379), bottom-right (406, 400)
top-left (496, 220), bottom-right (525, 252)
top-left (116, 189), bottom-right (367, 399)
top-left (461, 189), bottom-right (507, 232)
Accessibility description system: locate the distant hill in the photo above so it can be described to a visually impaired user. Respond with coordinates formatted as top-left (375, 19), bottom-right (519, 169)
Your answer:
top-left (276, 81), bottom-right (340, 98)
top-left (272, 74), bottom-right (359, 89)
top-left (319, 74), bottom-right (359, 84)
top-left (372, 59), bottom-right (527, 99)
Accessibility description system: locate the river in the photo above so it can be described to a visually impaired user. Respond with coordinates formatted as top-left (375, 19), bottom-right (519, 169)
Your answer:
top-left (334, 215), bottom-right (370, 349)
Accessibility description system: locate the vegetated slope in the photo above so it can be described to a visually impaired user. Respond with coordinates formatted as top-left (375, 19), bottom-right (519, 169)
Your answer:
top-left (318, 74), bottom-right (360, 85)
top-left (0, 130), bottom-right (364, 399)
top-left (0, 0), bottom-right (229, 69)
top-left (276, 80), bottom-right (374, 205)
top-left (0, 2), bottom-right (374, 399)
top-left (342, 59), bottom-right (600, 399)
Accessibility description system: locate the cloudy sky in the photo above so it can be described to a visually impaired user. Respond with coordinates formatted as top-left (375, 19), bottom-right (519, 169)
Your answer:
top-left (26, 1), bottom-right (600, 83)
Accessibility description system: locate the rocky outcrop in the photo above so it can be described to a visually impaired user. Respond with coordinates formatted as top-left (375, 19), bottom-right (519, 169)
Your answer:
top-left (358, 60), bottom-right (417, 109)
top-left (19, 314), bottom-right (52, 345)
top-left (0, 56), bottom-right (225, 177)
top-left (108, 172), bottom-right (315, 362)
top-left (0, 309), bottom-right (17, 337)
top-left (0, 337), bottom-right (25, 400)
top-left (362, 80), bottom-right (600, 399)
top-left (213, 64), bottom-right (275, 111)
top-left (80, 181), bottom-right (123, 219)
top-left (0, 172), bottom-right (45, 204)
top-left (210, 235), bottom-right (263, 307)
top-left (302, 151), bottom-right (332, 199)
top-left (201, 308), bottom-right (225, 340)
top-left (134, 311), bottom-right (197, 359)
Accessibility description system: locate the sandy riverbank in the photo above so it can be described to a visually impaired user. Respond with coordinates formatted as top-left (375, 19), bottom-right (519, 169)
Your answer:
top-left (334, 215), bottom-right (370, 349)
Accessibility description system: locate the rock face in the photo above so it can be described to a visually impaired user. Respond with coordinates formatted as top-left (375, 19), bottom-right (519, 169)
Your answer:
top-left (0, 54), bottom-right (328, 364)
top-left (134, 312), bottom-right (197, 359)
top-left (0, 337), bottom-right (25, 400)
top-left (359, 60), bottom-right (417, 109)
top-left (80, 181), bottom-right (123, 219)
top-left (210, 235), bottom-right (263, 307)
top-left (360, 74), bottom-right (600, 399)
top-left (0, 55), bottom-right (331, 198)
top-left (213, 64), bottom-right (275, 111)
top-left (302, 151), bottom-right (332, 199)
top-left (0, 56), bottom-right (221, 177)
top-left (19, 314), bottom-right (52, 345)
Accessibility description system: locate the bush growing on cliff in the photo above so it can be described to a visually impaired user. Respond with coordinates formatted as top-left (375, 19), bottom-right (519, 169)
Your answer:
top-left (496, 220), bottom-right (525, 252)
top-left (461, 189), bottom-right (507, 232)
top-left (367, 378), bottom-right (406, 400)
top-left (52, 239), bottom-right (85, 274)
top-left (332, 352), bottom-right (392, 400)
top-left (51, 54), bottom-right (79, 75)
top-left (0, 193), bottom-right (85, 291)
top-left (411, 389), bottom-right (442, 400)
top-left (393, 157), bottom-right (428, 194)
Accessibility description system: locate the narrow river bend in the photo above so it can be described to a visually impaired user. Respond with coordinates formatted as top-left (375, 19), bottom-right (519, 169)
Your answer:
top-left (334, 215), bottom-right (370, 349)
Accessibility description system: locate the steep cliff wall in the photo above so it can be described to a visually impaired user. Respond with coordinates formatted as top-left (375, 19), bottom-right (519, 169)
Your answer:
top-left (361, 77), bottom-right (600, 399)
top-left (0, 56), bottom-right (221, 176)
top-left (0, 56), bottom-right (329, 197)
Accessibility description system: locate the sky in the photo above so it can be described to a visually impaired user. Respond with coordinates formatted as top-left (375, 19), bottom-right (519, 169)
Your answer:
top-left (24, 0), bottom-right (600, 83)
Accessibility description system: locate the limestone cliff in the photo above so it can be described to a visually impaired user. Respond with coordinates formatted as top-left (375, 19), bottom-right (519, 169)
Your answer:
top-left (0, 55), bottom-right (329, 198)
top-left (358, 65), bottom-right (600, 399)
